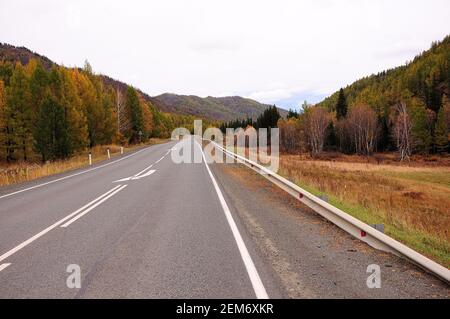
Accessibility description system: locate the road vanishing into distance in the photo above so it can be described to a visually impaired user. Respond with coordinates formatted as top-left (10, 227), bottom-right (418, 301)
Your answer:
top-left (0, 138), bottom-right (448, 298)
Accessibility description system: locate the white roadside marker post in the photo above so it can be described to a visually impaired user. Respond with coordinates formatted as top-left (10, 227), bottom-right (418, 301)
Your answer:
top-left (107, 148), bottom-right (111, 159)
top-left (88, 152), bottom-right (92, 166)
top-left (120, 147), bottom-right (123, 155)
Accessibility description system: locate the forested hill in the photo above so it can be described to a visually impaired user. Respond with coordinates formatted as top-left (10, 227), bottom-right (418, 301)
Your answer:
top-left (0, 43), bottom-right (54, 69)
top-left (0, 44), bottom-right (203, 162)
top-left (275, 35), bottom-right (450, 158)
top-left (319, 35), bottom-right (450, 116)
top-left (0, 43), bottom-right (284, 122)
top-left (152, 93), bottom-right (287, 122)
top-left (0, 42), bottom-right (161, 111)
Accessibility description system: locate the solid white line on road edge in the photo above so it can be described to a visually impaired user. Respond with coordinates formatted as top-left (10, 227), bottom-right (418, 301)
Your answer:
top-left (155, 156), bottom-right (165, 164)
top-left (0, 185), bottom-right (123, 264)
top-left (195, 141), bottom-right (269, 299)
top-left (0, 145), bottom-right (156, 200)
top-left (0, 263), bottom-right (11, 272)
top-left (61, 185), bottom-right (127, 228)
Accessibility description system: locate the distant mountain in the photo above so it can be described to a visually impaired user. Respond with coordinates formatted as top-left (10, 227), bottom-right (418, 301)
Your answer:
top-left (151, 93), bottom-right (287, 122)
top-left (0, 43), bottom-right (286, 122)
top-left (0, 43), bottom-right (54, 69)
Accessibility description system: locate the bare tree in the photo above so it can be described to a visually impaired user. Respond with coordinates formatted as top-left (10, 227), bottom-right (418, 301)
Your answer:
top-left (393, 102), bottom-right (412, 161)
top-left (278, 118), bottom-right (303, 152)
top-left (305, 107), bottom-right (330, 155)
top-left (346, 104), bottom-right (378, 156)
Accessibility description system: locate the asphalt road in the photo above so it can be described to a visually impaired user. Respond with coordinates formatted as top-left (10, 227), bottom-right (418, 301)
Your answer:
top-left (0, 138), bottom-right (448, 298)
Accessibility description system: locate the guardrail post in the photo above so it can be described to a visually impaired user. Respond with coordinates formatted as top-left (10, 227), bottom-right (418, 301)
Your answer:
top-left (371, 224), bottom-right (385, 233)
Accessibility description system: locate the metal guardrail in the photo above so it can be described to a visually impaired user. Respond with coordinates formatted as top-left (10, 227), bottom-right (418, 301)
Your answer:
top-left (207, 140), bottom-right (450, 284)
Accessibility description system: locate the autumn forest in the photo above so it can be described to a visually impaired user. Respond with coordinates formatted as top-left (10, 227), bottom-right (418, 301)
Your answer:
top-left (1, 35), bottom-right (450, 164)
top-left (0, 59), bottom-right (197, 162)
top-left (277, 35), bottom-right (450, 160)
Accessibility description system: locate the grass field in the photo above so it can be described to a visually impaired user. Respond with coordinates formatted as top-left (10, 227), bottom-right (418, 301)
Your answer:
top-left (0, 138), bottom-right (168, 187)
top-left (278, 154), bottom-right (450, 267)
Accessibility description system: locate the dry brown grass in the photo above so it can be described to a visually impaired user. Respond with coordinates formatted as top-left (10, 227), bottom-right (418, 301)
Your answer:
top-left (0, 139), bottom-right (168, 187)
top-left (218, 142), bottom-right (450, 265)
top-left (278, 154), bottom-right (450, 266)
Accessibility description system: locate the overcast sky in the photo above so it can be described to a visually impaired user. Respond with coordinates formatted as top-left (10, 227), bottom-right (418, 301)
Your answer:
top-left (1, 0), bottom-right (449, 109)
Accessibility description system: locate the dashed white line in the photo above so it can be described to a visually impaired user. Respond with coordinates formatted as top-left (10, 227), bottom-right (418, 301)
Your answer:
top-left (195, 140), bottom-right (269, 299)
top-left (0, 263), bottom-right (11, 272)
top-left (0, 146), bottom-right (155, 200)
top-left (155, 156), bottom-right (165, 164)
top-left (0, 185), bottom-right (124, 264)
top-left (61, 185), bottom-right (127, 228)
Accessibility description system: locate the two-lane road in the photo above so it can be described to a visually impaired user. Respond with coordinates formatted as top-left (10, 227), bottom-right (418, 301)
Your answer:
top-left (0, 139), bottom-right (277, 298)
top-left (0, 138), bottom-right (448, 298)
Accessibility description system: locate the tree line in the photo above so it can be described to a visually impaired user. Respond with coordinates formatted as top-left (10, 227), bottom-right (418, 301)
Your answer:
top-left (218, 36), bottom-right (450, 159)
top-left (219, 105), bottom-right (281, 132)
top-left (277, 36), bottom-right (450, 159)
top-left (0, 59), bottom-right (195, 162)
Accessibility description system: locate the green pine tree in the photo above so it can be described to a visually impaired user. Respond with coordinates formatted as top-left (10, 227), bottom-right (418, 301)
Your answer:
top-left (411, 100), bottom-right (432, 153)
top-left (435, 105), bottom-right (449, 153)
top-left (335, 88), bottom-right (348, 119)
top-left (126, 86), bottom-right (144, 142)
top-left (6, 63), bottom-right (33, 160)
top-left (34, 96), bottom-right (70, 161)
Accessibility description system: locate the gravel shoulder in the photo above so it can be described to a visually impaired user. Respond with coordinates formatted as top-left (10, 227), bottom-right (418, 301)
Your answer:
top-left (209, 162), bottom-right (450, 298)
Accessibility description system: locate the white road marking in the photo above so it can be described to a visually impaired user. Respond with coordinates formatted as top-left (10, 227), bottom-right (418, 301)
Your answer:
top-left (133, 163), bottom-right (154, 177)
top-left (0, 185), bottom-right (123, 264)
top-left (113, 152), bottom-right (166, 183)
top-left (0, 146), bottom-right (156, 200)
top-left (61, 185), bottom-right (127, 228)
top-left (195, 140), bottom-right (269, 299)
top-left (135, 170), bottom-right (156, 179)
top-left (113, 169), bottom-right (156, 182)
top-left (0, 263), bottom-right (11, 272)
top-left (113, 177), bottom-right (132, 183)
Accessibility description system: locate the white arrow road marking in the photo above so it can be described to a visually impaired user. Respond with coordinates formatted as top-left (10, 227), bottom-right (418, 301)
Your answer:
top-left (61, 184), bottom-right (128, 228)
top-left (113, 170), bottom-right (156, 182)
top-left (133, 163), bottom-right (154, 177)
top-left (113, 157), bottom-right (163, 183)
top-left (135, 170), bottom-right (156, 179)
top-left (114, 177), bottom-right (133, 182)
top-left (0, 263), bottom-right (11, 272)
top-left (0, 185), bottom-right (124, 264)
top-left (0, 146), bottom-right (154, 200)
